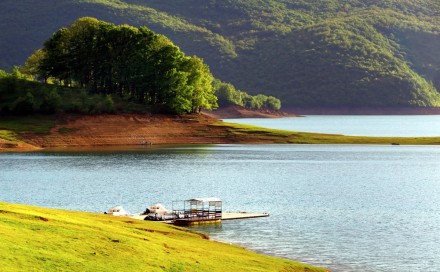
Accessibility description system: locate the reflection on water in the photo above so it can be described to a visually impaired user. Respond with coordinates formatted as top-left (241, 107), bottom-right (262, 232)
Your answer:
top-left (1, 144), bottom-right (440, 272)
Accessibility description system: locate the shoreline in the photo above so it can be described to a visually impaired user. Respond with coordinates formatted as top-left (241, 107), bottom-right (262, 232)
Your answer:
top-left (284, 106), bottom-right (440, 115)
top-left (202, 105), bottom-right (299, 119)
top-left (1, 113), bottom-right (440, 152)
top-left (0, 201), bottom-right (327, 271)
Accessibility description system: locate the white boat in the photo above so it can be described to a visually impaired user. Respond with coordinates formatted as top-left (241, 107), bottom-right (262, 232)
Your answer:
top-left (105, 205), bottom-right (129, 216)
top-left (143, 203), bottom-right (174, 220)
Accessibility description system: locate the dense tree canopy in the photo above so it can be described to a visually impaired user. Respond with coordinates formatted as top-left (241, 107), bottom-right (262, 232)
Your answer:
top-left (28, 17), bottom-right (217, 114)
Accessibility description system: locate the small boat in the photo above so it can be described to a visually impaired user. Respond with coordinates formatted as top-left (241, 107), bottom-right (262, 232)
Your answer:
top-left (143, 203), bottom-right (174, 221)
top-left (104, 205), bottom-right (129, 216)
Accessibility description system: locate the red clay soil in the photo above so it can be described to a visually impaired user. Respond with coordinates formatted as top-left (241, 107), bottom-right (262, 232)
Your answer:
top-left (0, 109), bottom-right (300, 152)
top-left (18, 114), bottom-right (234, 148)
top-left (0, 113), bottom-right (281, 151)
top-left (0, 139), bottom-right (39, 151)
top-left (0, 106), bottom-right (300, 151)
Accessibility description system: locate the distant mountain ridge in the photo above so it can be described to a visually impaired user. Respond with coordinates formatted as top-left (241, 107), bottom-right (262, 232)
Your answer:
top-left (1, 0), bottom-right (440, 108)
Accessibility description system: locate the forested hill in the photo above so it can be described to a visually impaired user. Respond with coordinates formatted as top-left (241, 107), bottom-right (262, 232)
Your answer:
top-left (1, 0), bottom-right (440, 108)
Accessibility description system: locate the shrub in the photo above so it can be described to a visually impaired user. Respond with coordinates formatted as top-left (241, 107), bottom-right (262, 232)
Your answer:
top-left (40, 90), bottom-right (62, 113)
top-left (11, 92), bottom-right (35, 114)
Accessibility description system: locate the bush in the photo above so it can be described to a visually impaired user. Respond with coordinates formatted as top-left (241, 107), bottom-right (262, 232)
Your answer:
top-left (11, 92), bottom-right (35, 114)
top-left (265, 96), bottom-right (281, 111)
top-left (97, 95), bottom-right (115, 114)
top-left (40, 89), bottom-right (62, 113)
top-left (213, 79), bottom-right (282, 110)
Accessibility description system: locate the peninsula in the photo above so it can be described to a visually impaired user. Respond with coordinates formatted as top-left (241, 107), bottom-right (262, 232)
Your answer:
top-left (1, 113), bottom-right (440, 152)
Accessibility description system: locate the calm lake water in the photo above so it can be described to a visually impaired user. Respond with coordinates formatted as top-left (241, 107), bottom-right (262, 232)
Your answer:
top-left (224, 115), bottom-right (440, 136)
top-left (1, 144), bottom-right (440, 272)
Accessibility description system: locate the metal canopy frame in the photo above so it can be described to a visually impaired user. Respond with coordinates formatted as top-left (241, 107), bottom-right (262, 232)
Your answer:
top-left (172, 198), bottom-right (222, 225)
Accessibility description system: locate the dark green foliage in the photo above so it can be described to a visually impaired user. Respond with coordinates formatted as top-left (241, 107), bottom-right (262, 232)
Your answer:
top-left (0, 70), bottom-right (127, 115)
top-left (100, 95), bottom-right (115, 114)
top-left (25, 17), bottom-right (217, 114)
top-left (11, 92), bottom-right (35, 115)
top-left (40, 90), bottom-right (62, 114)
top-left (1, 1), bottom-right (440, 108)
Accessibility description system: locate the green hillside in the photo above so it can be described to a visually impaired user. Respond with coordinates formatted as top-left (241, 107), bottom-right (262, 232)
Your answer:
top-left (1, 0), bottom-right (440, 108)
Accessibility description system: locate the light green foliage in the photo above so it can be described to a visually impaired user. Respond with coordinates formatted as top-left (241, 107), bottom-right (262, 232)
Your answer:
top-left (214, 80), bottom-right (243, 107)
top-left (20, 49), bottom-right (46, 77)
top-left (0, 202), bottom-right (326, 272)
top-left (182, 56), bottom-right (217, 112)
top-left (265, 96), bottom-right (282, 110)
top-left (213, 79), bottom-right (282, 111)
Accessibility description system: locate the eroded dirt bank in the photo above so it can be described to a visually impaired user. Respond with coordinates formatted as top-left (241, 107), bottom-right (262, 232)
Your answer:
top-left (22, 114), bottom-right (233, 148)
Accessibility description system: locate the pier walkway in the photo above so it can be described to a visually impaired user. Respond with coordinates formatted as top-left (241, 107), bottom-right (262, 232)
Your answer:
top-left (129, 212), bottom-right (269, 222)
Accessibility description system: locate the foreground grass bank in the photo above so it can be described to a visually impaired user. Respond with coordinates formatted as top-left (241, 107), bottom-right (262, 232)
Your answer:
top-left (0, 202), bottom-right (326, 272)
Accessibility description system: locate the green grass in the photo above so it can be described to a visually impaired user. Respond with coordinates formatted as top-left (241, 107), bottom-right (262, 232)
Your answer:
top-left (0, 130), bottom-right (18, 141)
top-left (0, 115), bottom-right (56, 147)
top-left (216, 122), bottom-right (440, 145)
top-left (0, 115), bottom-right (56, 134)
top-left (0, 202), bottom-right (326, 272)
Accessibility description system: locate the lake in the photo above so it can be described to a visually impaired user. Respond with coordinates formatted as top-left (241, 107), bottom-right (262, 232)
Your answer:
top-left (1, 143), bottom-right (440, 272)
top-left (223, 115), bottom-right (440, 136)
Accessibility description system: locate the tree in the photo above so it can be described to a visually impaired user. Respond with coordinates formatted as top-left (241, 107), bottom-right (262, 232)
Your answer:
top-left (39, 28), bottom-right (71, 85)
top-left (265, 96), bottom-right (281, 110)
top-left (182, 56), bottom-right (217, 112)
top-left (212, 79), bottom-right (282, 110)
top-left (21, 49), bottom-right (47, 81)
top-left (213, 79), bottom-right (243, 107)
top-left (28, 17), bottom-right (220, 114)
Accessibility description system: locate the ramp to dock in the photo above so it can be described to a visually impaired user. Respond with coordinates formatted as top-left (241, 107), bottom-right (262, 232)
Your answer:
top-left (222, 212), bottom-right (269, 220)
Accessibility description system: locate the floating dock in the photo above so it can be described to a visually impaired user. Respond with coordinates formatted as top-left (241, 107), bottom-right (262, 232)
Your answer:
top-left (173, 212), bottom-right (269, 226)
top-left (129, 212), bottom-right (269, 223)
top-left (124, 198), bottom-right (268, 225)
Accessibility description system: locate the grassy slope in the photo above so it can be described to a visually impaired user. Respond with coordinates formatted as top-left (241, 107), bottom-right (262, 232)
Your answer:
top-left (0, 115), bottom-right (55, 145)
top-left (0, 202), bottom-right (326, 272)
